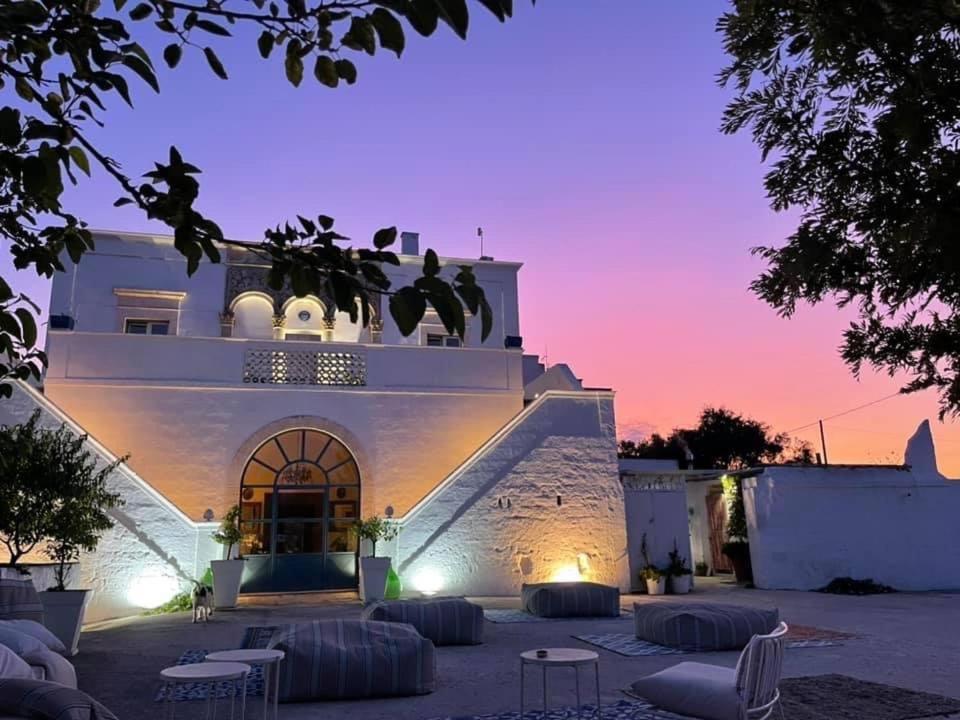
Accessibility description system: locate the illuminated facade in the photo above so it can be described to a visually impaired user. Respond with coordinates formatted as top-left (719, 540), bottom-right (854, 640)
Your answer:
top-left (6, 230), bottom-right (628, 619)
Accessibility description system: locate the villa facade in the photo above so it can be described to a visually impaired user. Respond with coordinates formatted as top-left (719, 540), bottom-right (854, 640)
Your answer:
top-left (1, 230), bottom-right (628, 620)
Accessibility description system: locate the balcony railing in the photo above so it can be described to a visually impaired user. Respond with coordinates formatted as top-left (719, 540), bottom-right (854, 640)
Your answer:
top-left (242, 349), bottom-right (366, 386)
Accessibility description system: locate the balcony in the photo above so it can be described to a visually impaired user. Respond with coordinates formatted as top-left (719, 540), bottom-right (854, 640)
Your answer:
top-left (44, 332), bottom-right (523, 393)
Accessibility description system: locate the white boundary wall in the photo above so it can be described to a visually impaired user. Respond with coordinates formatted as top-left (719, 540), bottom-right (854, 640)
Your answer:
top-left (744, 421), bottom-right (960, 591)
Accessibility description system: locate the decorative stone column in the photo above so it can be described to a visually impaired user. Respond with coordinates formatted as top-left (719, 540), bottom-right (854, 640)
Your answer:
top-left (272, 313), bottom-right (286, 341)
top-left (370, 318), bottom-right (383, 344)
top-left (218, 309), bottom-right (235, 338)
top-left (322, 317), bottom-right (336, 342)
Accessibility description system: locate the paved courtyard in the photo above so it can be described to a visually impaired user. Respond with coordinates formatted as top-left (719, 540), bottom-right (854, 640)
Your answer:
top-left (74, 580), bottom-right (960, 719)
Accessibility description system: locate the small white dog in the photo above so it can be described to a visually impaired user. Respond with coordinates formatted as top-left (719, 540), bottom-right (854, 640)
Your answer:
top-left (191, 581), bottom-right (215, 623)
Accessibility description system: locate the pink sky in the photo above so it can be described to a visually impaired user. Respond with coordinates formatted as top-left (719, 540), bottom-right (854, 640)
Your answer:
top-left (3, 1), bottom-right (957, 474)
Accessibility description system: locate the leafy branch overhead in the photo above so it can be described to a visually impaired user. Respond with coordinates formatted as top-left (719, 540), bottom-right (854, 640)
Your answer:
top-left (719, 1), bottom-right (960, 416)
top-left (0, 0), bottom-right (531, 396)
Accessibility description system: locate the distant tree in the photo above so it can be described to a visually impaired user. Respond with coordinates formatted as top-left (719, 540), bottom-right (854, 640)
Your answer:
top-left (618, 407), bottom-right (802, 470)
top-left (719, 1), bottom-right (960, 417)
top-left (0, 0), bottom-right (533, 397)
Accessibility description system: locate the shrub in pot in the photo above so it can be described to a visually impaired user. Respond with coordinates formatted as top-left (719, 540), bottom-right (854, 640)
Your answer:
top-left (0, 410), bottom-right (125, 655)
top-left (352, 516), bottom-right (398, 603)
top-left (639, 532), bottom-right (666, 595)
top-left (665, 540), bottom-right (693, 594)
top-left (210, 505), bottom-right (244, 609)
top-left (721, 476), bottom-right (753, 583)
top-left (722, 541), bottom-right (753, 583)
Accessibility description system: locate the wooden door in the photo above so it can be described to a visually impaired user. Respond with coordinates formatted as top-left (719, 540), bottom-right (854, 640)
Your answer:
top-left (706, 490), bottom-right (733, 573)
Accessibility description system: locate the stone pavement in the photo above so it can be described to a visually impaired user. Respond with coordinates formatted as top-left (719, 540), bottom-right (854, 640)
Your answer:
top-left (74, 579), bottom-right (960, 719)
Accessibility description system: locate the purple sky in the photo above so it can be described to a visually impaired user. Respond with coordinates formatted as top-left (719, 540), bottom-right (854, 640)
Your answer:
top-left (5, 1), bottom-right (959, 473)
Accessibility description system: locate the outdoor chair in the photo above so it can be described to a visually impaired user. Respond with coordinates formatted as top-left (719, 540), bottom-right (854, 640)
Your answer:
top-left (629, 621), bottom-right (788, 720)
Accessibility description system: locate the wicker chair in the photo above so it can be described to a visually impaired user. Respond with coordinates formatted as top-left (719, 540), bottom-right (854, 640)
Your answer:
top-left (629, 622), bottom-right (788, 720)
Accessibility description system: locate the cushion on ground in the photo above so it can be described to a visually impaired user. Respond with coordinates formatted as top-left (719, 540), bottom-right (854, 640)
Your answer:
top-left (630, 662), bottom-right (741, 720)
top-left (267, 619), bottom-right (435, 702)
top-left (0, 679), bottom-right (117, 720)
top-left (634, 602), bottom-right (779, 651)
top-left (0, 581), bottom-right (43, 625)
top-left (0, 622), bottom-right (65, 656)
top-left (0, 646), bottom-right (31, 682)
top-left (521, 582), bottom-right (620, 618)
top-left (360, 597), bottom-right (484, 646)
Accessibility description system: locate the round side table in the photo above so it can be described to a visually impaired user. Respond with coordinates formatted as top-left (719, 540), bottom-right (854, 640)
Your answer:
top-left (205, 649), bottom-right (285, 720)
top-left (160, 661), bottom-right (250, 720)
top-left (520, 648), bottom-right (600, 720)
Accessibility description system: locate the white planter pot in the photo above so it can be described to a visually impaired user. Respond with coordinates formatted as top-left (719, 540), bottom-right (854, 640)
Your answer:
top-left (670, 574), bottom-right (692, 594)
top-left (211, 559), bottom-right (245, 609)
top-left (645, 577), bottom-right (667, 595)
top-left (359, 557), bottom-right (391, 603)
top-left (39, 590), bottom-right (90, 657)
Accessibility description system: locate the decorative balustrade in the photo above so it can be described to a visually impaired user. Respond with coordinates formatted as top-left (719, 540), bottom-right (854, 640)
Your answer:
top-left (242, 349), bottom-right (366, 386)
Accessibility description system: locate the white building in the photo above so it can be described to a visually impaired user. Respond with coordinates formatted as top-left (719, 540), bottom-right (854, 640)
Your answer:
top-left (0, 230), bottom-right (628, 621)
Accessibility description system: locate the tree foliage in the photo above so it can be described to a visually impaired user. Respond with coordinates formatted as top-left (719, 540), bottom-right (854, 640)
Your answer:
top-left (719, 1), bottom-right (960, 417)
top-left (0, 0), bottom-right (531, 396)
top-left (0, 410), bottom-right (124, 579)
top-left (618, 406), bottom-right (811, 469)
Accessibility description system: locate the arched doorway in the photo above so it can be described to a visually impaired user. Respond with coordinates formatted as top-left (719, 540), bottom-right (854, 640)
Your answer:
top-left (238, 429), bottom-right (360, 593)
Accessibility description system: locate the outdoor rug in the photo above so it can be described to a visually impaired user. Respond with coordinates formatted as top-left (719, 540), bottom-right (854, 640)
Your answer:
top-left (777, 674), bottom-right (960, 720)
top-left (574, 625), bottom-right (849, 657)
top-left (426, 699), bottom-right (687, 720)
top-left (154, 627), bottom-right (277, 702)
top-left (154, 650), bottom-right (266, 702)
top-left (484, 609), bottom-right (632, 623)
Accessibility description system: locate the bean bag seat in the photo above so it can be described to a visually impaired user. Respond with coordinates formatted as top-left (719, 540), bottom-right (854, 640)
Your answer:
top-left (521, 582), bottom-right (620, 618)
top-left (633, 602), bottom-right (779, 651)
top-left (361, 597), bottom-right (484, 646)
top-left (267, 620), bottom-right (435, 702)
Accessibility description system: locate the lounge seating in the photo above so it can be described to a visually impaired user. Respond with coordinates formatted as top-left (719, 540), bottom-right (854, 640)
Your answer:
top-left (629, 622), bottom-right (788, 720)
top-left (267, 619), bottom-right (435, 702)
top-left (634, 602), bottom-right (779, 651)
top-left (360, 597), bottom-right (484, 646)
top-left (521, 582), bottom-right (620, 618)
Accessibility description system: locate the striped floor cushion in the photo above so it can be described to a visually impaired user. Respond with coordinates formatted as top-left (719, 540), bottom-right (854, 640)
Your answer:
top-left (521, 582), bottom-right (621, 618)
top-left (633, 602), bottom-right (779, 651)
top-left (267, 620), bottom-right (435, 702)
top-left (0, 578), bottom-right (44, 624)
top-left (361, 597), bottom-right (484, 646)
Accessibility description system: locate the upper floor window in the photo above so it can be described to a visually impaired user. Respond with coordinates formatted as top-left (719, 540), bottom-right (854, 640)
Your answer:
top-left (125, 319), bottom-right (169, 335)
top-left (427, 333), bottom-right (461, 348)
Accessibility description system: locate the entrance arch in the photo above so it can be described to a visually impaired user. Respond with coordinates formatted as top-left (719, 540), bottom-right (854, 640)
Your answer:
top-left (238, 428), bottom-right (360, 593)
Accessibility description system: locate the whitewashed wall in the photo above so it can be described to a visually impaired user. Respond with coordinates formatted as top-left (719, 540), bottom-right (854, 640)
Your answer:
top-left (0, 383), bottom-right (217, 623)
top-left (621, 473), bottom-right (692, 591)
top-left (393, 391), bottom-right (628, 596)
top-left (744, 421), bottom-right (960, 591)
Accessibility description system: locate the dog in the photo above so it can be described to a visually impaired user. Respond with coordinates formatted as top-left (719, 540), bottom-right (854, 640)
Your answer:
top-left (191, 581), bottom-right (215, 623)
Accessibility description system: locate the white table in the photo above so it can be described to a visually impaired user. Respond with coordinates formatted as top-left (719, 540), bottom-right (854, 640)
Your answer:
top-left (160, 661), bottom-right (250, 720)
top-left (205, 649), bottom-right (285, 720)
top-left (520, 648), bottom-right (601, 720)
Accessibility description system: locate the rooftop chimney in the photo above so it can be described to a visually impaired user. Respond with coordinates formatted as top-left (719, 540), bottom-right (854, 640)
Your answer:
top-left (400, 231), bottom-right (420, 256)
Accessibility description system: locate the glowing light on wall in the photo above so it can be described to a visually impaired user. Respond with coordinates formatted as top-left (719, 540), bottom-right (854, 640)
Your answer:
top-left (412, 567), bottom-right (444, 596)
top-left (126, 572), bottom-right (180, 609)
top-left (550, 565), bottom-right (582, 583)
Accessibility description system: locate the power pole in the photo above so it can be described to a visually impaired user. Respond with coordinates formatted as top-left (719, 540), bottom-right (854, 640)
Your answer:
top-left (819, 419), bottom-right (829, 465)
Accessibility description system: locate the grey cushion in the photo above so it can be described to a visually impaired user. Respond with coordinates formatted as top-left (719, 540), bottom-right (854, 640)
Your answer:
top-left (267, 620), bottom-right (435, 701)
top-left (521, 582), bottom-right (620, 618)
top-left (361, 597), bottom-right (483, 646)
top-left (0, 679), bottom-right (117, 720)
top-left (0, 581), bottom-right (43, 624)
top-left (630, 662), bottom-right (741, 720)
top-left (634, 602), bottom-right (779, 651)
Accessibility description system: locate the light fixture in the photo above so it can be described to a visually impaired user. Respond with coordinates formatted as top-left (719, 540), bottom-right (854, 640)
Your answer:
top-left (550, 565), bottom-right (582, 583)
top-left (412, 567), bottom-right (444, 596)
top-left (126, 571), bottom-right (180, 609)
top-left (298, 310), bottom-right (311, 321)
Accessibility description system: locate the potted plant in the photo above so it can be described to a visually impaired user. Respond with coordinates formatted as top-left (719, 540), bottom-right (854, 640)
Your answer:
top-left (0, 411), bottom-right (124, 655)
top-left (665, 539), bottom-right (692, 594)
top-left (210, 505), bottom-right (244, 609)
top-left (352, 516), bottom-right (398, 602)
top-left (721, 476), bottom-right (753, 583)
top-left (639, 532), bottom-right (666, 595)
top-left (695, 561), bottom-right (709, 577)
